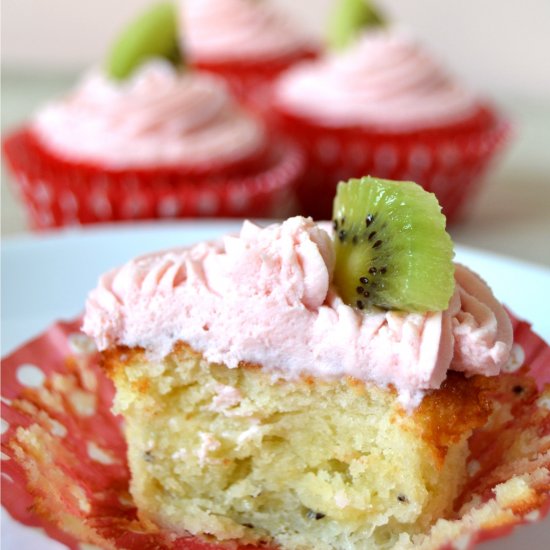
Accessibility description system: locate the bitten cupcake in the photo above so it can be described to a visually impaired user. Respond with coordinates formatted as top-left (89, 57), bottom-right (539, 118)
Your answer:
top-left (181, 0), bottom-right (319, 112)
top-left (272, 1), bottom-right (510, 222)
top-left (2, 2), bottom-right (303, 229)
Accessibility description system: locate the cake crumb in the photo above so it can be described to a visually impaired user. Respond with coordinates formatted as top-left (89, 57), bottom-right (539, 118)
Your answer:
top-left (197, 432), bottom-right (221, 467)
top-left (334, 490), bottom-right (350, 509)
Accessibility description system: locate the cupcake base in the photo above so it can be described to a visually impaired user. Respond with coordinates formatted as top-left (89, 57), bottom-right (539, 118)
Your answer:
top-left (2, 128), bottom-right (304, 230)
top-left (272, 105), bottom-right (511, 223)
top-left (1, 314), bottom-right (549, 549)
top-left (191, 48), bottom-right (318, 114)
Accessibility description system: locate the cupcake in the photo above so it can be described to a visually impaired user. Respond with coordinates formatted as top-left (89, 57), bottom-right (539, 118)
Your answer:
top-left (77, 177), bottom-right (529, 549)
top-left (2, 2), bottom-right (304, 229)
top-left (2, 178), bottom-right (549, 549)
top-left (181, 0), bottom-right (319, 112)
top-left (272, 3), bottom-right (510, 222)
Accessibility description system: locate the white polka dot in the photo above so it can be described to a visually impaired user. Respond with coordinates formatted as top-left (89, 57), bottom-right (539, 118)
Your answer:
top-left (502, 343), bottom-right (525, 373)
top-left (69, 391), bottom-right (97, 417)
top-left (87, 441), bottom-right (115, 465)
top-left (49, 419), bottom-right (68, 438)
top-left (91, 192), bottom-right (112, 219)
top-left (197, 193), bottom-right (219, 215)
top-left (1, 396), bottom-right (12, 406)
top-left (1, 472), bottom-right (14, 483)
top-left (228, 189), bottom-right (250, 212)
top-left (16, 364), bottom-right (46, 388)
top-left (60, 190), bottom-right (78, 214)
top-left (18, 173), bottom-right (30, 191)
top-left (439, 144), bottom-right (460, 167)
top-left (38, 209), bottom-right (53, 227)
top-left (467, 460), bottom-right (481, 477)
top-left (123, 195), bottom-right (146, 217)
top-left (157, 196), bottom-right (180, 217)
top-left (118, 494), bottom-right (133, 508)
top-left (374, 145), bottom-right (398, 173)
top-left (453, 533), bottom-right (472, 550)
top-left (1, 452), bottom-right (10, 461)
top-left (68, 333), bottom-right (97, 356)
top-left (70, 485), bottom-right (91, 514)
top-left (524, 509), bottom-right (541, 522)
top-left (537, 395), bottom-right (550, 410)
top-left (34, 180), bottom-right (52, 204)
top-left (409, 145), bottom-right (432, 170)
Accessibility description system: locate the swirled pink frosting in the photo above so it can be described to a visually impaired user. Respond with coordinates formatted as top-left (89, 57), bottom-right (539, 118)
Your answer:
top-left (275, 30), bottom-right (478, 130)
top-left (32, 61), bottom-right (265, 168)
top-left (83, 217), bottom-right (513, 408)
top-left (182, 0), bottom-right (316, 62)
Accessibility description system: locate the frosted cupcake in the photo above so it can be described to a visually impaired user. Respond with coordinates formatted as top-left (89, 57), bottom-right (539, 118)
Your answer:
top-left (181, 0), bottom-right (319, 112)
top-left (2, 178), bottom-right (550, 549)
top-left (272, 7), bottom-right (509, 221)
top-left (77, 178), bottom-right (545, 549)
top-left (2, 3), bottom-right (303, 229)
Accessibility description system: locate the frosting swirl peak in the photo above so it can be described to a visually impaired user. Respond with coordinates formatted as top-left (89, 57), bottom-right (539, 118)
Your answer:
top-left (32, 61), bottom-right (265, 168)
top-left (276, 30), bottom-right (478, 130)
top-left (182, 0), bottom-right (315, 62)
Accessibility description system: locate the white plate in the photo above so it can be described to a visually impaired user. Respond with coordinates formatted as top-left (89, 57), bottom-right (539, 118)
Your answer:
top-left (2, 221), bottom-right (550, 548)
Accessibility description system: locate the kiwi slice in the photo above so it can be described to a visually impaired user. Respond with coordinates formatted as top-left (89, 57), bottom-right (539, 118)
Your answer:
top-left (107, 2), bottom-right (183, 81)
top-left (328, 0), bottom-right (386, 51)
top-left (332, 177), bottom-right (454, 312)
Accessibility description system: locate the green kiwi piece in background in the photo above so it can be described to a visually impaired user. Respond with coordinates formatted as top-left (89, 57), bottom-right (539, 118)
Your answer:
top-left (107, 2), bottom-right (182, 80)
top-left (332, 177), bottom-right (455, 312)
top-left (328, 0), bottom-right (386, 51)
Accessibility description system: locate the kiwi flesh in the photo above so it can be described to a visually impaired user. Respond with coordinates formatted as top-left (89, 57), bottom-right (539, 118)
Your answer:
top-left (332, 177), bottom-right (454, 312)
top-left (107, 2), bottom-right (183, 81)
top-left (328, 0), bottom-right (386, 51)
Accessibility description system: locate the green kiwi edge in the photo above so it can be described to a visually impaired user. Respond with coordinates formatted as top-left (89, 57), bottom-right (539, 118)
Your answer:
top-left (332, 176), bottom-right (455, 313)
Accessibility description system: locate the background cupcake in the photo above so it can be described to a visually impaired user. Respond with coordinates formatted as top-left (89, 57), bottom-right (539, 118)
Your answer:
top-left (2, 2), bottom-right (304, 229)
top-left (271, 1), bottom-right (510, 222)
top-left (181, 0), bottom-right (320, 113)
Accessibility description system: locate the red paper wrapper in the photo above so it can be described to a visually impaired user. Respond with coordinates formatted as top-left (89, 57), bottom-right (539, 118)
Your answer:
top-left (2, 128), bottom-right (305, 230)
top-left (1, 315), bottom-right (549, 550)
top-left (191, 48), bottom-right (319, 115)
top-left (272, 104), bottom-right (511, 223)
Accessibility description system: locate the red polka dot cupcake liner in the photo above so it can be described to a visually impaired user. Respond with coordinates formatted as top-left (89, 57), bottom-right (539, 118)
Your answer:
top-left (1, 312), bottom-right (548, 549)
top-left (2, 128), bottom-right (305, 230)
top-left (191, 48), bottom-right (319, 115)
top-left (272, 105), bottom-right (511, 223)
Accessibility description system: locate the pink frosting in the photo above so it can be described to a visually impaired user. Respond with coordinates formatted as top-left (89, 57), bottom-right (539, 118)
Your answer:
top-left (182, 0), bottom-right (315, 62)
top-left (83, 217), bottom-right (513, 408)
top-left (275, 29), bottom-right (478, 130)
top-left (32, 61), bottom-right (265, 168)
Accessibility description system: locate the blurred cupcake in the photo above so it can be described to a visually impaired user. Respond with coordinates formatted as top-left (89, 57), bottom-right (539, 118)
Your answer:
top-left (2, 3), bottom-right (303, 229)
top-left (182, 0), bottom-right (319, 112)
top-left (272, 1), bottom-right (510, 222)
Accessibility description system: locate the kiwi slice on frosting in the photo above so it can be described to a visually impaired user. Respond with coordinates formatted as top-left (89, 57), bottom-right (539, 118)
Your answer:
top-left (332, 177), bottom-right (454, 312)
top-left (328, 0), bottom-right (386, 51)
top-left (107, 2), bottom-right (182, 80)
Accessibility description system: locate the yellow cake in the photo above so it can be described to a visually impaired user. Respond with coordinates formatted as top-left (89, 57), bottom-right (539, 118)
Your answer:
top-left (103, 344), bottom-right (495, 549)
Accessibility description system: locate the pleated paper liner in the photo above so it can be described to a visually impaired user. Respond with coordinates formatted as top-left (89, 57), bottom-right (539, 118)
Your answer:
top-left (191, 48), bottom-right (319, 115)
top-left (2, 129), bottom-right (305, 230)
top-left (1, 314), bottom-right (549, 550)
top-left (272, 105), bottom-right (511, 223)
